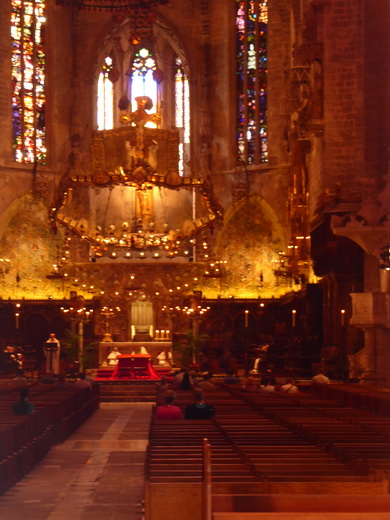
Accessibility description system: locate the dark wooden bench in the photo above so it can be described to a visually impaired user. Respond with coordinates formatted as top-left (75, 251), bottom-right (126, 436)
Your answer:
top-left (0, 383), bottom-right (99, 495)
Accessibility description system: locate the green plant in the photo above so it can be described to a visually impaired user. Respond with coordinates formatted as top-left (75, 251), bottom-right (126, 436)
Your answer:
top-left (60, 329), bottom-right (96, 370)
top-left (173, 329), bottom-right (209, 368)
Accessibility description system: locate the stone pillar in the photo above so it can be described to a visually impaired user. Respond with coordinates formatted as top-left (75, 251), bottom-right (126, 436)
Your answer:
top-left (350, 293), bottom-right (389, 383)
top-left (361, 327), bottom-right (376, 377)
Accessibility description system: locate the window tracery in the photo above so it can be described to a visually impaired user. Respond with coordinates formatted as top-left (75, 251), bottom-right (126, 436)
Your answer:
top-left (97, 56), bottom-right (115, 131)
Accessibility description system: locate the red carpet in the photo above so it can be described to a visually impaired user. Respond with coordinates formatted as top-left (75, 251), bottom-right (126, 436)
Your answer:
top-left (95, 366), bottom-right (172, 382)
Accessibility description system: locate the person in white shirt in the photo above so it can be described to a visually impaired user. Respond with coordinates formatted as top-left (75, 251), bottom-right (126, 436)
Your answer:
top-left (157, 349), bottom-right (173, 366)
top-left (107, 346), bottom-right (122, 366)
top-left (44, 333), bottom-right (61, 375)
top-left (280, 378), bottom-right (299, 393)
top-left (312, 372), bottom-right (330, 384)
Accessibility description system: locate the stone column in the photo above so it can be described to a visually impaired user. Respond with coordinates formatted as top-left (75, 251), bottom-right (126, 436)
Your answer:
top-left (360, 327), bottom-right (377, 378)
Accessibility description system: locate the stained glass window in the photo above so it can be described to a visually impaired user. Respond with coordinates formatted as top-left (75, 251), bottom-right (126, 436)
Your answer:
top-left (11, 0), bottom-right (46, 163)
top-left (130, 47), bottom-right (158, 127)
top-left (175, 57), bottom-right (190, 176)
top-left (97, 57), bottom-right (114, 130)
top-left (236, 0), bottom-right (268, 165)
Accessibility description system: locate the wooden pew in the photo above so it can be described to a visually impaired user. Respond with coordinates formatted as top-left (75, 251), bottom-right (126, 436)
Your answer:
top-left (0, 383), bottom-right (99, 495)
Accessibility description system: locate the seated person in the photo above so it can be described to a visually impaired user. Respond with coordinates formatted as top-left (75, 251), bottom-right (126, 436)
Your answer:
top-left (177, 370), bottom-right (194, 391)
top-left (172, 368), bottom-right (185, 387)
top-left (251, 344), bottom-right (270, 373)
top-left (41, 370), bottom-right (57, 384)
top-left (280, 378), bottom-right (299, 393)
top-left (241, 376), bottom-right (258, 393)
top-left (312, 371), bottom-right (330, 384)
top-left (138, 345), bottom-right (149, 355)
top-left (107, 346), bottom-right (122, 366)
top-left (85, 370), bottom-right (95, 385)
top-left (264, 369), bottom-right (276, 386)
top-left (55, 373), bottom-right (71, 388)
top-left (259, 376), bottom-right (275, 393)
top-left (157, 349), bottom-right (173, 366)
top-left (11, 368), bottom-right (28, 386)
top-left (224, 370), bottom-right (240, 384)
top-left (12, 387), bottom-right (35, 415)
top-left (156, 375), bottom-right (170, 405)
top-left (173, 369), bottom-right (194, 390)
top-left (185, 388), bottom-right (215, 420)
top-left (74, 372), bottom-right (92, 389)
top-left (155, 390), bottom-right (182, 420)
top-left (197, 373), bottom-right (216, 391)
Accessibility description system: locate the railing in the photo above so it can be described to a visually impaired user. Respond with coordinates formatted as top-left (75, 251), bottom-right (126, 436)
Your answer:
top-left (203, 438), bottom-right (212, 520)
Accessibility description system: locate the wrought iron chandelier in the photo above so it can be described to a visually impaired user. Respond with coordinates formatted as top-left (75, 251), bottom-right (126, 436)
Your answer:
top-left (55, 0), bottom-right (168, 11)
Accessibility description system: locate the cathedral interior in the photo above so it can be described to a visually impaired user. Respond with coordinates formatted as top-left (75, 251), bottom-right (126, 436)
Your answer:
top-left (0, 0), bottom-right (389, 382)
top-left (1, 0), bottom-right (390, 518)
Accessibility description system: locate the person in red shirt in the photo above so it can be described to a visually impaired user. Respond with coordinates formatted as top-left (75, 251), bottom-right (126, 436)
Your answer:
top-left (155, 390), bottom-right (182, 420)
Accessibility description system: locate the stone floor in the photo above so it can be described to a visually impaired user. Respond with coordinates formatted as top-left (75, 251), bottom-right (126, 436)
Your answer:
top-left (0, 402), bottom-right (153, 520)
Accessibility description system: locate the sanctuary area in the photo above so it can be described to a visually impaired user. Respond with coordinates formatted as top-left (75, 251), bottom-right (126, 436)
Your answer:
top-left (0, 0), bottom-right (389, 518)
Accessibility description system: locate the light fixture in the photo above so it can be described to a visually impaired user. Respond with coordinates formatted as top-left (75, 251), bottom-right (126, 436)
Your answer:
top-left (379, 244), bottom-right (390, 270)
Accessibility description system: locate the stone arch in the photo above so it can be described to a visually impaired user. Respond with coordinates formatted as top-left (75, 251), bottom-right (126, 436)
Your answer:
top-left (0, 194), bottom-right (64, 299)
top-left (215, 194), bottom-right (288, 298)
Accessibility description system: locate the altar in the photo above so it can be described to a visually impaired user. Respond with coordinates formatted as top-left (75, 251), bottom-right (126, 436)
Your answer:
top-left (111, 354), bottom-right (160, 379)
top-left (99, 341), bottom-right (172, 366)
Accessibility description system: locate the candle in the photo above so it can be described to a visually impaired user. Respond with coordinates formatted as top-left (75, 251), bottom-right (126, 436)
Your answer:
top-left (341, 309), bottom-right (346, 326)
top-left (161, 330), bottom-right (165, 340)
top-left (244, 310), bottom-right (249, 328)
top-left (292, 309), bottom-right (296, 328)
top-left (156, 329), bottom-right (160, 339)
top-left (15, 313), bottom-right (19, 330)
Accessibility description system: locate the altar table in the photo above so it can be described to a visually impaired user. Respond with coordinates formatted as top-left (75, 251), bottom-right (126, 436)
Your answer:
top-left (99, 341), bottom-right (172, 366)
top-left (111, 354), bottom-right (160, 379)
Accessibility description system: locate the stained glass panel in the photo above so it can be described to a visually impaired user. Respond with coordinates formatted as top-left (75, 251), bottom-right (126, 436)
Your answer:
top-left (236, 0), bottom-right (268, 165)
top-left (11, 0), bottom-right (46, 163)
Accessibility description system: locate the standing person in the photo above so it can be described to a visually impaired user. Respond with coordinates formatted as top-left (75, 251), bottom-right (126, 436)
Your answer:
top-left (155, 390), bottom-right (182, 420)
top-left (12, 387), bottom-right (35, 415)
top-left (185, 388), bottom-right (215, 420)
top-left (44, 333), bottom-right (61, 375)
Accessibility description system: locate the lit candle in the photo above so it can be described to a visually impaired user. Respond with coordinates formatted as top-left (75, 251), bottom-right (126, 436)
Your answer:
top-left (15, 313), bottom-right (19, 330)
top-left (244, 310), bottom-right (249, 328)
top-left (341, 309), bottom-right (346, 326)
top-left (156, 329), bottom-right (160, 339)
top-left (292, 309), bottom-right (296, 328)
top-left (161, 330), bottom-right (165, 340)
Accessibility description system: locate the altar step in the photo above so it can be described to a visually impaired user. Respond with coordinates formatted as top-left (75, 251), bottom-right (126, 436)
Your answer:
top-left (95, 367), bottom-right (172, 381)
top-left (98, 382), bottom-right (157, 402)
